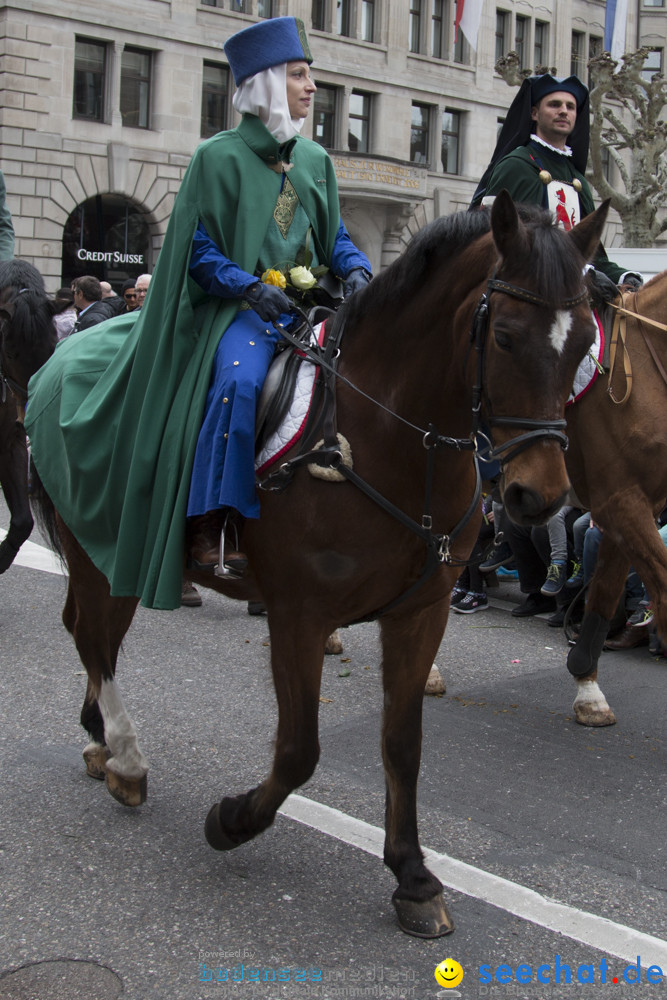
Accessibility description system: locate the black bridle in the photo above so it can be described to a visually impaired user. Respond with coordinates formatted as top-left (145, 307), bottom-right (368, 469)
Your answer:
top-left (470, 276), bottom-right (589, 466)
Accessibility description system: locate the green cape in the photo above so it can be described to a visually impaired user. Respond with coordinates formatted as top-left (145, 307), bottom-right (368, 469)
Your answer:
top-left (26, 116), bottom-right (341, 609)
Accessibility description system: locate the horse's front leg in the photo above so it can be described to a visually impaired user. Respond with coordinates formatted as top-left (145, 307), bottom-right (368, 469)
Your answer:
top-left (205, 613), bottom-right (326, 850)
top-left (380, 602), bottom-right (453, 938)
top-left (567, 516), bottom-right (632, 727)
top-left (0, 415), bottom-right (33, 572)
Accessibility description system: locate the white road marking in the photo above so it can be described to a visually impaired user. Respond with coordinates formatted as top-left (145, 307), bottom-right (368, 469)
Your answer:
top-left (12, 527), bottom-right (666, 965)
top-left (280, 794), bottom-right (667, 966)
top-left (0, 526), bottom-right (65, 575)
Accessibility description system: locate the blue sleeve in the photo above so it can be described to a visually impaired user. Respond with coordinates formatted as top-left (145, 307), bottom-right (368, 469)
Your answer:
top-left (189, 221), bottom-right (257, 298)
top-left (330, 220), bottom-right (372, 278)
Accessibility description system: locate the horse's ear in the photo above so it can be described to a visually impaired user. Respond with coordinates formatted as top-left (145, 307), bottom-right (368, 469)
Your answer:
top-left (490, 189), bottom-right (530, 261)
top-left (568, 199), bottom-right (610, 263)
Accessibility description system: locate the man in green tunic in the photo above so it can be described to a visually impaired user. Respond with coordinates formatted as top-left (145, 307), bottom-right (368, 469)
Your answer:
top-left (25, 17), bottom-right (370, 610)
top-left (471, 74), bottom-right (641, 286)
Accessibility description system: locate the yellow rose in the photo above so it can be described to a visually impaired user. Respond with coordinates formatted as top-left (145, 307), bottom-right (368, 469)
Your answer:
top-left (262, 268), bottom-right (287, 289)
top-left (289, 266), bottom-right (317, 290)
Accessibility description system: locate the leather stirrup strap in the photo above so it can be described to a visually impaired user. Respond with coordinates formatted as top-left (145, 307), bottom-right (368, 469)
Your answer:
top-left (607, 294), bottom-right (632, 405)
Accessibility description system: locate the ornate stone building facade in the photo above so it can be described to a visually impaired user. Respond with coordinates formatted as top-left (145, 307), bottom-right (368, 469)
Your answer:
top-left (0, 0), bottom-right (662, 289)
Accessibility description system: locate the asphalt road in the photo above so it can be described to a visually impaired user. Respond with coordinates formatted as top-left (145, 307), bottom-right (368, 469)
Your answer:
top-left (1, 505), bottom-right (666, 1000)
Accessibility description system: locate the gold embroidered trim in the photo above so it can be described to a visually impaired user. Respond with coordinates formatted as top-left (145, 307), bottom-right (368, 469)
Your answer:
top-left (273, 177), bottom-right (299, 240)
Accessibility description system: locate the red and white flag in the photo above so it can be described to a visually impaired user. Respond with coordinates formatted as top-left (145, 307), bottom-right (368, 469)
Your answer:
top-left (454, 0), bottom-right (485, 50)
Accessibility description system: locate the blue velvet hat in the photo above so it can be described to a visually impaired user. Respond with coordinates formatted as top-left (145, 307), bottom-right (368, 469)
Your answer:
top-left (224, 17), bottom-right (313, 87)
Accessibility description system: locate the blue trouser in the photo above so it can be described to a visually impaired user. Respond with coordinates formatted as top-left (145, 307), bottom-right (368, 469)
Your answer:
top-left (187, 309), bottom-right (285, 520)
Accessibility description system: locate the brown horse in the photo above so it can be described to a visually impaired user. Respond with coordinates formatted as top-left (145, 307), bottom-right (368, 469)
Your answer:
top-left (565, 277), bottom-right (667, 725)
top-left (0, 260), bottom-right (56, 571)
top-left (30, 191), bottom-right (608, 938)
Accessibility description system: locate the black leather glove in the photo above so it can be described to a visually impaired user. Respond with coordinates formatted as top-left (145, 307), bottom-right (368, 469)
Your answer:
top-left (586, 268), bottom-right (619, 306)
top-left (243, 282), bottom-right (292, 322)
top-left (344, 268), bottom-right (372, 298)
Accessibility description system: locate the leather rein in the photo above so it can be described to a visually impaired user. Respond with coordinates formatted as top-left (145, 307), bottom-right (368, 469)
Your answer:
top-left (258, 274), bottom-right (586, 624)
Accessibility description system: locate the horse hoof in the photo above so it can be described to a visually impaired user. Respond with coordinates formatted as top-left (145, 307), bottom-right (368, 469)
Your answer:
top-left (574, 704), bottom-right (617, 727)
top-left (325, 630), bottom-right (343, 655)
top-left (105, 765), bottom-right (147, 807)
top-left (393, 893), bottom-right (454, 938)
top-left (83, 741), bottom-right (110, 780)
top-left (425, 664), bottom-right (446, 696)
top-left (205, 801), bottom-right (242, 851)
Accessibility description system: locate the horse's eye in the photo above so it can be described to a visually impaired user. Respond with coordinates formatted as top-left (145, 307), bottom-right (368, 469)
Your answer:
top-left (494, 328), bottom-right (512, 351)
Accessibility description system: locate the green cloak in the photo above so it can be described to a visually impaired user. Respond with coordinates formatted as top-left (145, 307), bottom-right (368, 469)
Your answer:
top-left (25, 115), bottom-right (342, 609)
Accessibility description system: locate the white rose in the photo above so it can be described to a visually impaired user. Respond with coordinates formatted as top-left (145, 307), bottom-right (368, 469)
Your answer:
top-left (289, 266), bottom-right (317, 290)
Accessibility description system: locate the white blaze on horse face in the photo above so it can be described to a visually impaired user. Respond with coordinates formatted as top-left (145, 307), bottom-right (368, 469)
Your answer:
top-left (549, 309), bottom-right (573, 354)
top-left (97, 677), bottom-right (149, 778)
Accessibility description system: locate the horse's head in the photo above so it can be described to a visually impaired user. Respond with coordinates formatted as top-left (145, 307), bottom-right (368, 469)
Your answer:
top-left (0, 260), bottom-right (57, 402)
top-left (483, 190), bottom-right (609, 526)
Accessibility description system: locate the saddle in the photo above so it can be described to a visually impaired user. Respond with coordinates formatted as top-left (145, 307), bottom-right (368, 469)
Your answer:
top-left (255, 304), bottom-right (338, 459)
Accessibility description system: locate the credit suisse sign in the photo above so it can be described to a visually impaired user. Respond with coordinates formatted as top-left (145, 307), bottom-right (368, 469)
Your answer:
top-left (77, 249), bottom-right (144, 264)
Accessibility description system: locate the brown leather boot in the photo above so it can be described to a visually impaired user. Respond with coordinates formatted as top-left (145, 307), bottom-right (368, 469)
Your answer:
top-left (188, 511), bottom-right (224, 569)
top-left (187, 510), bottom-right (248, 577)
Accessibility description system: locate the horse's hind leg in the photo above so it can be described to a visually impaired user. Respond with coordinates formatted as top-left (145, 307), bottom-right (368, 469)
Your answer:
top-left (380, 603), bottom-right (453, 938)
top-left (205, 616), bottom-right (326, 850)
top-left (568, 485), bottom-right (664, 726)
top-left (57, 519), bottom-right (147, 805)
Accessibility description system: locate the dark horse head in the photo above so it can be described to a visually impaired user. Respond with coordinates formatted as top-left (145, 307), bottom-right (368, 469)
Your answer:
top-left (481, 192), bottom-right (609, 525)
top-left (0, 259), bottom-right (57, 408)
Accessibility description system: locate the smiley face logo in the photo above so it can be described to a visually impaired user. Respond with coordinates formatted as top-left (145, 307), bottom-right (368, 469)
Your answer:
top-left (434, 958), bottom-right (464, 989)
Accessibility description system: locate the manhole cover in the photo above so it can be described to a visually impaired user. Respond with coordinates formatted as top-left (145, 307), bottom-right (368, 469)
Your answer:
top-left (0, 959), bottom-right (122, 999)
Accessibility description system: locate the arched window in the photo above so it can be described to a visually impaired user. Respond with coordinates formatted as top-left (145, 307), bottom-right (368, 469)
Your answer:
top-left (62, 195), bottom-right (151, 292)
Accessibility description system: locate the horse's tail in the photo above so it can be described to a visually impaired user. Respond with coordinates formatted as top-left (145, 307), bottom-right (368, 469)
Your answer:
top-left (29, 459), bottom-right (64, 563)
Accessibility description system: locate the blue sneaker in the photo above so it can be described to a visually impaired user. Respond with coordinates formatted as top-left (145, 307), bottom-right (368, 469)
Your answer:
top-left (541, 561), bottom-right (567, 596)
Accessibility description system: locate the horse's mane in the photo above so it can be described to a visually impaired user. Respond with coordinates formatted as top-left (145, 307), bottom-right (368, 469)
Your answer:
top-left (0, 259), bottom-right (57, 365)
top-left (345, 203), bottom-right (585, 322)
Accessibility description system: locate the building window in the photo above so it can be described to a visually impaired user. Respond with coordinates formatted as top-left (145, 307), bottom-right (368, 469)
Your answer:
top-left (411, 102), bottom-right (430, 164)
top-left (643, 0), bottom-right (665, 6)
top-left (431, 0), bottom-right (444, 58)
top-left (257, 0), bottom-right (273, 15)
top-left (534, 20), bottom-right (548, 68)
top-left (201, 62), bottom-right (229, 138)
top-left (230, 0), bottom-right (247, 10)
top-left (588, 35), bottom-right (602, 87)
top-left (642, 48), bottom-right (663, 79)
top-left (361, 0), bottom-right (375, 41)
top-left (441, 108), bottom-right (461, 173)
top-left (410, 0), bottom-right (423, 53)
top-left (120, 47), bottom-right (152, 129)
top-left (571, 30), bottom-right (585, 78)
top-left (454, 26), bottom-right (470, 64)
top-left (514, 15), bottom-right (528, 68)
top-left (495, 10), bottom-right (510, 63)
top-left (349, 90), bottom-right (371, 152)
top-left (73, 38), bottom-right (107, 122)
top-left (314, 84), bottom-right (338, 148)
top-left (312, 0), bottom-right (326, 30)
top-left (336, 0), bottom-right (352, 35)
